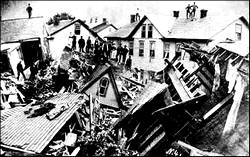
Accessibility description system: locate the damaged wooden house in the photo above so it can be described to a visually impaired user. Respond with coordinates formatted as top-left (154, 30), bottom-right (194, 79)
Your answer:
top-left (1, 16), bottom-right (48, 79)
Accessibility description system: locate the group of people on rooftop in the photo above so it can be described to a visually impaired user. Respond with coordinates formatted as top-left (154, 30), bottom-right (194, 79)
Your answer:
top-left (185, 2), bottom-right (198, 19)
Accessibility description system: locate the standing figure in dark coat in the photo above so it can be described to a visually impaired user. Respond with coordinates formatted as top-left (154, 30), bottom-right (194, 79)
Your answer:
top-left (86, 36), bottom-right (92, 53)
top-left (122, 45), bottom-right (128, 63)
top-left (125, 55), bottom-right (132, 71)
top-left (78, 36), bottom-right (85, 52)
top-left (191, 2), bottom-right (198, 18)
top-left (116, 44), bottom-right (122, 63)
top-left (102, 42), bottom-right (108, 61)
top-left (17, 61), bottom-right (26, 80)
top-left (185, 4), bottom-right (191, 19)
top-left (26, 3), bottom-right (32, 18)
top-left (107, 42), bottom-right (112, 59)
top-left (71, 35), bottom-right (77, 50)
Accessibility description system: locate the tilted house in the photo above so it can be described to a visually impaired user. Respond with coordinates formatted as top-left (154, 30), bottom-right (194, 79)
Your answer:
top-left (79, 63), bottom-right (126, 110)
top-left (1, 17), bottom-right (47, 77)
top-left (44, 19), bottom-right (102, 61)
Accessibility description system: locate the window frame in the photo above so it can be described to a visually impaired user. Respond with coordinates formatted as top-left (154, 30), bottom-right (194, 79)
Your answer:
top-left (139, 40), bottom-right (144, 57)
top-left (163, 42), bottom-right (170, 58)
top-left (98, 77), bottom-right (109, 97)
top-left (129, 41), bottom-right (134, 56)
top-left (74, 22), bottom-right (81, 35)
top-left (235, 23), bottom-right (242, 41)
top-left (141, 24), bottom-right (146, 38)
top-left (148, 24), bottom-right (153, 38)
top-left (149, 41), bottom-right (155, 59)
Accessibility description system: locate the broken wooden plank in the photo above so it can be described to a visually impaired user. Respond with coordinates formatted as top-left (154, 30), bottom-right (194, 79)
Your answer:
top-left (203, 92), bottom-right (234, 120)
top-left (0, 144), bottom-right (36, 155)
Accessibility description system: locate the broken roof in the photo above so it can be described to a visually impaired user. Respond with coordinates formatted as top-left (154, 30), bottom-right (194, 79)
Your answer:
top-left (91, 22), bottom-right (117, 33)
top-left (114, 82), bottom-right (168, 127)
top-left (216, 41), bottom-right (249, 57)
top-left (0, 93), bottom-right (84, 154)
top-left (1, 17), bottom-right (45, 43)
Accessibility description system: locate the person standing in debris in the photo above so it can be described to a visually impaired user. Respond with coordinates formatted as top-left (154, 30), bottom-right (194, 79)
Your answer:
top-left (78, 36), bottom-right (85, 52)
top-left (29, 61), bottom-right (38, 81)
top-left (71, 34), bottom-right (77, 50)
top-left (122, 45), bottom-right (129, 63)
top-left (185, 4), bottom-right (191, 19)
top-left (17, 60), bottom-right (26, 80)
top-left (26, 3), bottom-right (32, 18)
top-left (107, 42), bottom-right (112, 59)
top-left (86, 36), bottom-right (92, 53)
top-left (125, 55), bottom-right (132, 71)
top-left (191, 2), bottom-right (198, 18)
top-left (116, 44), bottom-right (122, 63)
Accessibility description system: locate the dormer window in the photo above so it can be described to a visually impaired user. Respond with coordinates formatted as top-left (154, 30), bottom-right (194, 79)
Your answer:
top-left (235, 23), bottom-right (242, 41)
top-left (75, 22), bottom-right (81, 35)
top-left (98, 77), bottom-right (109, 97)
top-left (141, 24), bottom-right (146, 38)
top-left (148, 24), bottom-right (153, 38)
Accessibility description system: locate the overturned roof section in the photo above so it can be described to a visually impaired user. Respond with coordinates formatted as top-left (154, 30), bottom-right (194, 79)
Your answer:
top-left (79, 63), bottom-right (125, 109)
top-left (217, 40), bottom-right (249, 57)
top-left (0, 93), bottom-right (84, 154)
top-left (91, 22), bottom-right (117, 33)
top-left (114, 82), bottom-right (168, 126)
top-left (1, 16), bottom-right (45, 43)
top-left (45, 19), bottom-right (103, 41)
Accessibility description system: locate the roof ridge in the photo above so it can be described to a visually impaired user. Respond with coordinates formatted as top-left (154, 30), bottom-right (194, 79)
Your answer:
top-left (1, 16), bottom-right (44, 22)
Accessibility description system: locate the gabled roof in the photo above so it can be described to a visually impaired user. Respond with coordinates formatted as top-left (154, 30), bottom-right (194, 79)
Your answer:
top-left (79, 63), bottom-right (125, 109)
top-left (105, 21), bottom-right (140, 39)
top-left (45, 19), bottom-right (103, 41)
top-left (1, 16), bottom-right (44, 43)
top-left (91, 22), bottom-right (117, 33)
top-left (166, 15), bottom-right (249, 40)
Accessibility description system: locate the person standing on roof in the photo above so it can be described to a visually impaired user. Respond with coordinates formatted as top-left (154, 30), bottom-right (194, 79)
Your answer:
top-left (26, 3), bottom-right (32, 18)
top-left (185, 4), bottom-right (191, 19)
top-left (78, 36), bottom-right (85, 53)
top-left (191, 2), bottom-right (198, 18)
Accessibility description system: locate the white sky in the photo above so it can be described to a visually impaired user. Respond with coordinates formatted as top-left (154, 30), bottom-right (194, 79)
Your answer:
top-left (1, 1), bottom-right (249, 27)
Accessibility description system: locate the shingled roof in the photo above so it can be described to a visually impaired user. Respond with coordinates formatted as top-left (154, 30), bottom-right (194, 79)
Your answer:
top-left (105, 21), bottom-right (140, 39)
top-left (91, 22), bottom-right (117, 33)
top-left (45, 19), bottom-right (103, 41)
top-left (166, 16), bottom-right (248, 40)
top-left (1, 17), bottom-right (44, 43)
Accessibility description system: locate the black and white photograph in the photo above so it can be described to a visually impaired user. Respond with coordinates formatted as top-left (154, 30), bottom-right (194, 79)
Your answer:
top-left (0, 0), bottom-right (249, 156)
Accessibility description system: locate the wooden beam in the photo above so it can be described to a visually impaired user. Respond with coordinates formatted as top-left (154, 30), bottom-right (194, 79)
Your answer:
top-left (0, 144), bottom-right (36, 154)
top-left (203, 92), bottom-right (234, 120)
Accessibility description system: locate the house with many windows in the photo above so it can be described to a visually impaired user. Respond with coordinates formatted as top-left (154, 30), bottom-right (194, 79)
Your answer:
top-left (106, 9), bottom-right (249, 84)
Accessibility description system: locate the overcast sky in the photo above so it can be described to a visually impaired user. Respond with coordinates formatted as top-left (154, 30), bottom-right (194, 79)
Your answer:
top-left (1, 1), bottom-right (249, 27)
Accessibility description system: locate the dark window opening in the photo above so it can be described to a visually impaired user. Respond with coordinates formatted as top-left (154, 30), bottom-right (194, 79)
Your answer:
top-left (139, 41), bottom-right (144, 57)
top-left (98, 77), bottom-right (109, 97)
top-left (148, 24), bottom-right (153, 38)
top-left (141, 25), bottom-right (146, 38)
top-left (235, 23), bottom-right (242, 41)
top-left (129, 41), bottom-right (134, 56)
top-left (75, 22), bottom-right (81, 35)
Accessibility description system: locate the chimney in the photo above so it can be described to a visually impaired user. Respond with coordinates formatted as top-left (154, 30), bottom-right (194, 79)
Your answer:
top-left (130, 14), bottom-right (136, 23)
top-left (135, 13), bottom-right (140, 21)
top-left (200, 9), bottom-right (208, 18)
top-left (173, 11), bottom-right (179, 18)
top-left (103, 18), bottom-right (107, 24)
